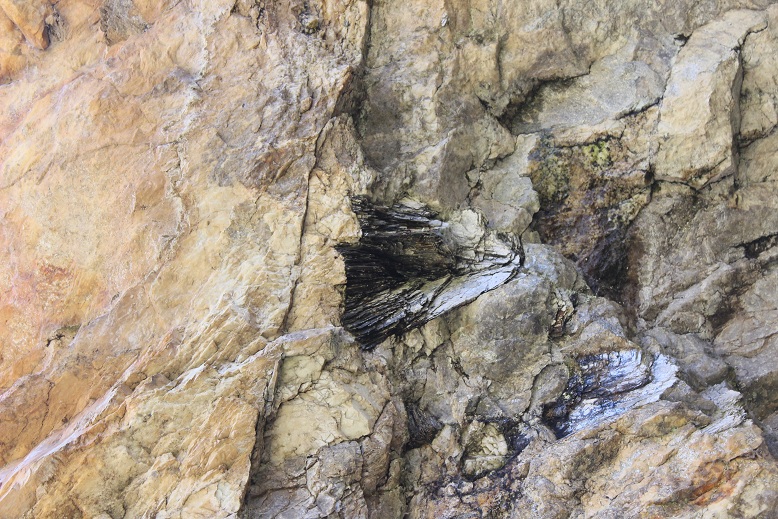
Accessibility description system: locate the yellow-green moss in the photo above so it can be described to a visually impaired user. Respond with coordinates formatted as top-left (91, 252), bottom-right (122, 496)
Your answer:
top-left (581, 140), bottom-right (612, 169)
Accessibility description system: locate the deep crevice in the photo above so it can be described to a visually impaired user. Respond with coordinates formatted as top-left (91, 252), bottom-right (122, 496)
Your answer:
top-left (739, 232), bottom-right (778, 260)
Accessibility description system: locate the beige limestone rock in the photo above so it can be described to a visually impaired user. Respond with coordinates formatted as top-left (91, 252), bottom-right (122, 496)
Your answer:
top-left (511, 43), bottom-right (667, 133)
top-left (0, 0), bottom-right (52, 50)
top-left (0, 8), bottom-right (26, 81)
top-left (243, 330), bottom-right (394, 518)
top-left (361, 0), bottom-right (775, 213)
top-left (0, 336), bottom-right (279, 518)
top-left (471, 135), bottom-right (540, 236)
top-left (0, 0), bottom-right (370, 516)
top-left (741, 5), bottom-right (778, 142)
top-left (448, 271), bottom-right (556, 418)
top-left (654, 10), bottom-right (768, 188)
top-left (622, 150), bottom-right (778, 461)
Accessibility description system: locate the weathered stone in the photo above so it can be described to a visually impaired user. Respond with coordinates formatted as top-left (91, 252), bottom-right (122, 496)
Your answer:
top-left (510, 44), bottom-right (667, 134)
top-left (0, 0), bottom-right (52, 50)
top-left (0, 8), bottom-right (26, 81)
top-left (410, 396), bottom-right (778, 519)
top-left (471, 135), bottom-right (541, 236)
top-left (448, 270), bottom-right (556, 419)
top-left (654, 10), bottom-right (768, 188)
top-left (521, 113), bottom-right (655, 299)
top-left (462, 421), bottom-right (510, 477)
top-left (0, 0), bottom-right (371, 516)
top-left (3, 0), bottom-right (778, 517)
top-left (714, 268), bottom-right (778, 449)
top-left (643, 328), bottom-right (730, 390)
top-left (740, 5), bottom-right (778, 142)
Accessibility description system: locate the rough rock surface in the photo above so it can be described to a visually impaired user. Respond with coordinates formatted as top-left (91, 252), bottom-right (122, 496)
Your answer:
top-left (1, 0), bottom-right (778, 518)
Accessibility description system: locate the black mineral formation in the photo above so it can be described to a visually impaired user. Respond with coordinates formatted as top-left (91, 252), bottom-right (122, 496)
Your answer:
top-left (338, 196), bottom-right (524, 349)
top-left (543, 350), bottom-right (677, 437)
top-left (405, 403), bottom-right (444, 450)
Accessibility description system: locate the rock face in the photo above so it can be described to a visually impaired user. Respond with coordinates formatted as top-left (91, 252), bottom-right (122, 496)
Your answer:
top-left (1, 0), bottom-right (778, 518)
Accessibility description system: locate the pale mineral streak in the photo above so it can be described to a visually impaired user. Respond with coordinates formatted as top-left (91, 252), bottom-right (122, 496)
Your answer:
top-left (1, 0), bottom-right (778, 518)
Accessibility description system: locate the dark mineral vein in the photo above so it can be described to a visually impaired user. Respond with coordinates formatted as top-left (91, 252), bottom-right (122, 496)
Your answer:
top-left (543, 350), bottom-right (677, 438)
top-left (338, 196), bottom-right (525, 349)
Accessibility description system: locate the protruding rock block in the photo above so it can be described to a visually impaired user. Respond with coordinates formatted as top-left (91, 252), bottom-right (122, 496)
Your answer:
top-left (0, 0), bottom-right (52, 50)
top-left (654, 10), bottom-right (768, 188)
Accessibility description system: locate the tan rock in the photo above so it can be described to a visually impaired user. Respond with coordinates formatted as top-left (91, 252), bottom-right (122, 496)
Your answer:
top-left (448, 271), bottom-right (555, 418)
top-left (0, 0), bottom-right (52, 50)
top-left (0, 0), bottom-right (369, 516)
top-left (715, 268), bottom-right (778, 441)
top-left (410, 397), bottom-right (778, 519)
top-left (2, 1), bottom-right (778, 518)
top-left (471, 135), bottom-right (540, 236)
top-left (740, 5), bottom-right (778, 142)
top-left (654, 10), bottom-right (767, 188)
top-left (0, 8), bottom-right (26, 81)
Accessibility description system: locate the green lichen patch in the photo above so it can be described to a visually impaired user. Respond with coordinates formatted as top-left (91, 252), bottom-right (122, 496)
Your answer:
top-left (528, 140), bottom-right (570, 207)
top-left (525, 133), bottom-right (653, 300)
